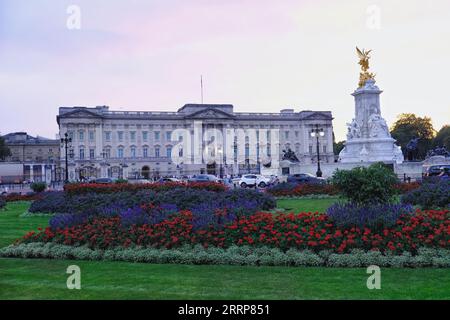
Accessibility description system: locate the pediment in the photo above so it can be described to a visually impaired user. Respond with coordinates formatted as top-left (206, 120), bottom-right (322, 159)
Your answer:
top-left (184, 108), bottom-right (234, 119)
top-left (302, 112), bottom-right (333, 121)
top-left (62, 110), bottom-right (102, 118)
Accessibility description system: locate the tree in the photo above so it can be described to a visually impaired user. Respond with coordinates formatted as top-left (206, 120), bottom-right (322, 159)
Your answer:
top-left (433, 125), bottom-right (450, 150)
top-left (333, 140), bottom-right (346, 155)
top-left (332, 132), bottom-right (346, 156)
top-left (390, 113), bottom-right (435, 160)
top-left (0, 135), bottom-right (11, 161)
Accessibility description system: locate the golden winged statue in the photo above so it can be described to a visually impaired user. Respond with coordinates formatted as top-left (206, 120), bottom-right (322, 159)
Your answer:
top-left (356, 46), bottom-right (375, 87)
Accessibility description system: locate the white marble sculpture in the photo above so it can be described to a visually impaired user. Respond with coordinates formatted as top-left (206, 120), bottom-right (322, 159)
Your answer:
top-left (339, 79), bottom-right (404, 164)
top-left (368, 114), bottom-right (389, 138)
top-left (339, 48), bottom-right (404, 164)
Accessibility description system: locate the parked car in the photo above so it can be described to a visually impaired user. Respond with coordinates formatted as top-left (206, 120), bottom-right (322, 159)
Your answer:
top-left (239, 174), bottom-right (272, 188)
top-left (93, 178), bottom-right (115, 184)
top-left (424, 165), bottom-right (450, 177)
top-left (130, 179), bottom-right (152, 184)
top-left (157, 177), bottom-right (182, 183)
top-left (188, 174), bottom-right (219, 183)
top-left (287, 173), bottom-right (325, 184)
top-left (0, 186), bottom-right (8, 195)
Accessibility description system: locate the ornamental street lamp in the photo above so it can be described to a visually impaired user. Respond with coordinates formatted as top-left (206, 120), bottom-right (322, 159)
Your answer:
top-left (60, 132), bottom-right (72, 183)
top-left (310, 124), bottom-right (325, 177)
top-left (119, 162), bottom-right (128, 179)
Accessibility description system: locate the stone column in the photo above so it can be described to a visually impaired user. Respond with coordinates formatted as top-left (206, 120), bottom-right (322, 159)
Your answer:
top-left (95, 123), bottom-right (103, 158)
top-left (30, 164), bottom-right (34, 182)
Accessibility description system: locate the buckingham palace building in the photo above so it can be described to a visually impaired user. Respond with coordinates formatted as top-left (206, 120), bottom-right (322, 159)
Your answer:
top-left (57, 104), bottom-right (334, 181)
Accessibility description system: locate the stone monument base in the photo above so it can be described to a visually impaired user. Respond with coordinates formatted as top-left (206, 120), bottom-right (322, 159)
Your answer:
top-left (422, 155), bottom-right (450, 166)
top-left (339, 137), bottom-right (404, 164)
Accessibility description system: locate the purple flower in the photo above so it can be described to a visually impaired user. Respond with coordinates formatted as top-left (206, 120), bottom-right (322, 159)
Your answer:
top-left (326, 202), bottom-right (413, 230)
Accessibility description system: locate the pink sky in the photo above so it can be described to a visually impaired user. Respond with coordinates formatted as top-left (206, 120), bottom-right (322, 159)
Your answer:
top-left (0, 0), bottom-right (449, 141)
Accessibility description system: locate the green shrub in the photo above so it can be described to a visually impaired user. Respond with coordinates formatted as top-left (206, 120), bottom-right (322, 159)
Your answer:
top-left (331, 163), bottom-right (399, 205)
top-left (0, 197), bottom-right (6, 210)
top-left (30, 182), bottom-right (47, 193)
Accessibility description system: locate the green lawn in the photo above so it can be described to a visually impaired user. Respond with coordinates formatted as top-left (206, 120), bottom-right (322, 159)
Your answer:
top-left (0, 202), bottom-right (50, 248)
top-left (1, 200), bottom-right (449, 300)
top-left (2, 258), bottom-right (450, 299)
top-left (276, 197), bottom-right (338, 213)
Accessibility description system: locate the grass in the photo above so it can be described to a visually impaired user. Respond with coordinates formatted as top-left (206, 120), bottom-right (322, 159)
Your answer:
top-left (2, 258), bottom-right (450, 299)
top-left (1, 200), bottom-right (450, 300)
top-left (276, 197), bottom-right (338, 213)
top-left (0, 201), bottom-right (50, 248)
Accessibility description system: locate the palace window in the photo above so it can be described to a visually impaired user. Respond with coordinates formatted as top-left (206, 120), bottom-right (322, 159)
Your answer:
top-left (79, 131), bottom-right (84, 141)
top-left (155, 147), bottom-right (160, 158)
top-left (117, 147), bottom-right (124, 158)
top-left (142, 131), bottom-right (148, 141)
top-left (89, 131), bottom-right (95, 142)
top-left (130, 131), bottom-right (136, 142)
top-left (155, 131), bottom-right (160, 140)
top-left (105, 131), bottom-right (111, 142)
top-left (79, 148), bottom-right (85, 160)
top-left (118, 131), bottom-right (124, 142)
top-left (143, 147), bottom-right (148, 158)
top-left (89, 148), bottom-right (95, 159)
top-left (166, 131), bottom-right (172, 141)
top-left (130, 147), bottom-right (136, 158)
top-left (166, 146), bottom-right (172, 158)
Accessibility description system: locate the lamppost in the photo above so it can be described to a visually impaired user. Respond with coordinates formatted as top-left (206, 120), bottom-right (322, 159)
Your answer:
top-left (119, 162), bottom-right (128, 179)
top-left (310, 124), bottom-right (325, 177)
top-left (60, 133), bottom-right (72, 183)
top-left (176, 162), bottom-right (184, 178)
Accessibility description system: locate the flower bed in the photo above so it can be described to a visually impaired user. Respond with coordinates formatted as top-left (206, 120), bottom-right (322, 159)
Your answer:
top-left (2, 192), bottom-right (42, 202)
top-left (2, 242), bottom-right (449, 268)
top-left (393, 182), bottom-right (421, 194)
top-left (20, 209), bottom-right (450, 255)
top-left (401, 179), bottom-right (449, 209)
top-left (64, 181), bottom-right (226, 195)
top-left (326, 202), bottom-right (413, 230)
top-left (266, 183), bottom-right (339, 197)
top-left (29, 188), bottom-right (276, 217)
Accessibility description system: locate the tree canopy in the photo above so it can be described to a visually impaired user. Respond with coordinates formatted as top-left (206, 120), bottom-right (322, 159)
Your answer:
top-left (390, 113), bottom-right (436, 160)
top-left (433, 125), bottom-right (450, 150)
top-left (0, 135), bottom-right (12, 161)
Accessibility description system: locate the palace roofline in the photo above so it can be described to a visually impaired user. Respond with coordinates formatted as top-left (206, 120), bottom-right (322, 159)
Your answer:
top-left (57, 104), bottom-right (333, 124)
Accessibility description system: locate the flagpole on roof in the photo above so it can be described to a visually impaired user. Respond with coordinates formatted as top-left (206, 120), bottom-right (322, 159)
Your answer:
top-left (200, 75), bottom-right (204, 104)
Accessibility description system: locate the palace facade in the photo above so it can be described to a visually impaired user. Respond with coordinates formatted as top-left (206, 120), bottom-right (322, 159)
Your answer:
top-left (57, 104), bottom-right (334, 181)
top-left (2, 132), bottom-right (60, 183)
